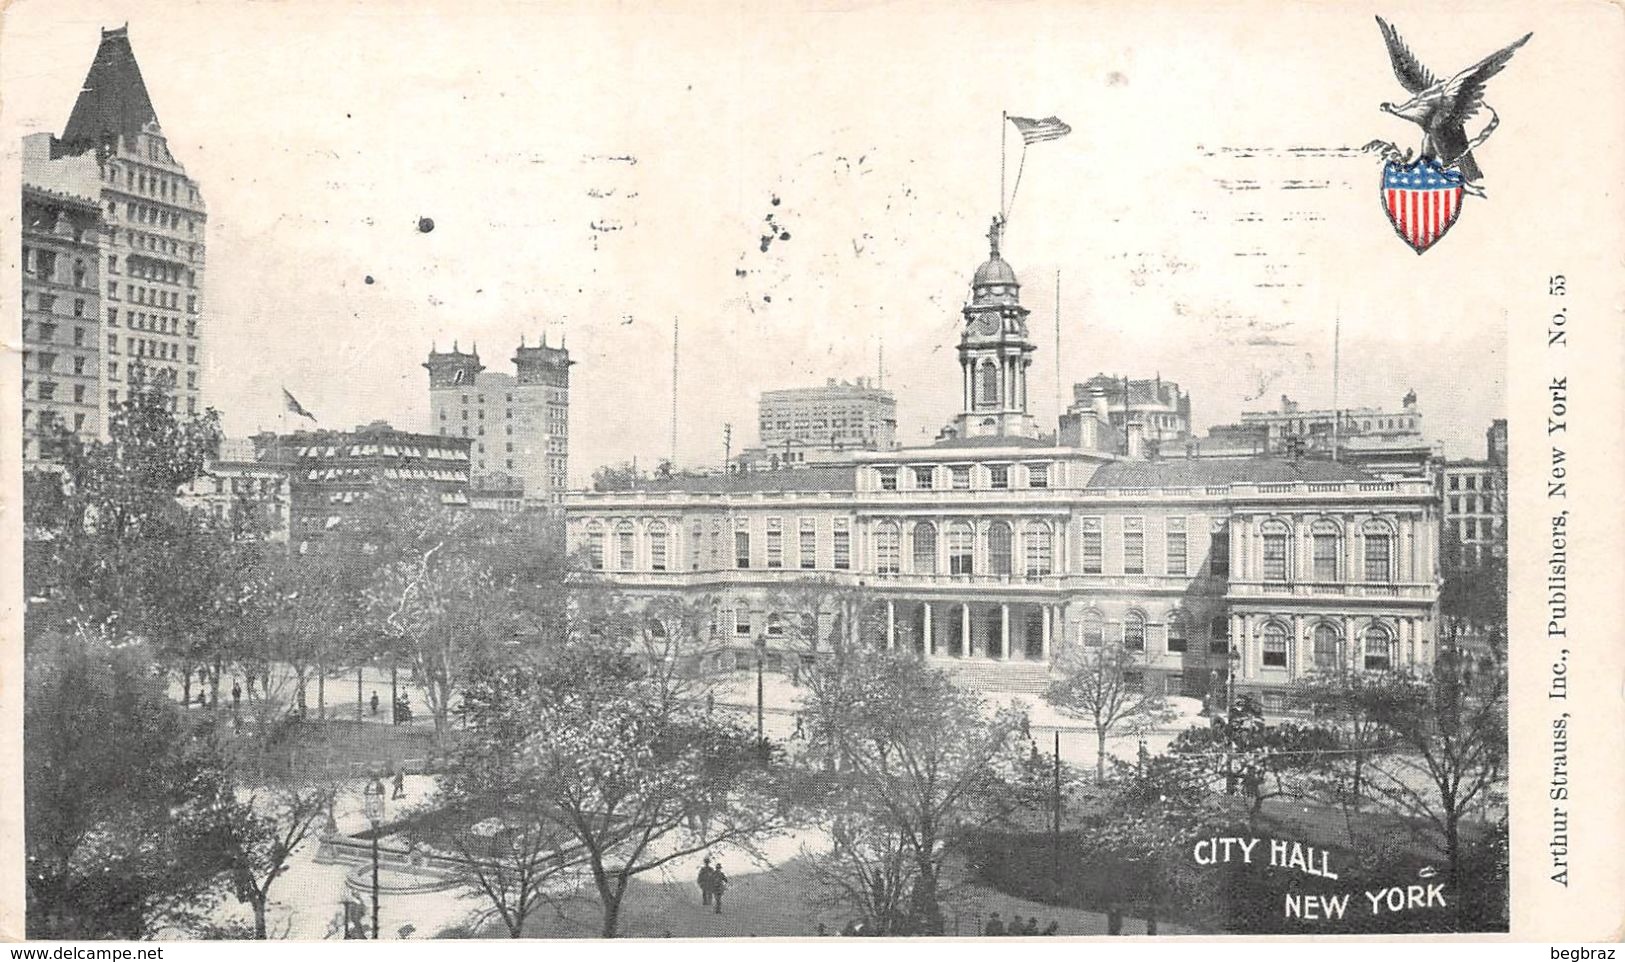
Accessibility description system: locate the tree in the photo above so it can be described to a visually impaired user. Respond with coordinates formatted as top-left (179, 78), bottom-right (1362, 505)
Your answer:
top-left (210, 766), bottom-right (336, 939)
top-left (1357, 658), bottom-right (1507, 926)
top-left (1168, 715), bottom-right (1341, 824)
top-left (589, 461), bottom-right (644, 492)
top-left (452, 611), bottom-right (784, 937)
top-left (1295, 669), bottom-right (1416, 841)
top-left (801, 648), bottom-right (1030, 934)
top-left (1045, 641), bottom-right (1180, 783)
top-left (25, 631), bottom-right (233, 938)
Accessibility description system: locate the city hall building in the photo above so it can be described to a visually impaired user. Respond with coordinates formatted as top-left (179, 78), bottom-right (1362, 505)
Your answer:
top-left (564, 223), bottom-right (1441, 706)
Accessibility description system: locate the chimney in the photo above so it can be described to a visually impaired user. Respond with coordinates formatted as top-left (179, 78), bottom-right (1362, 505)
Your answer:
top-left (1126, 421), bottom-right (1146, 459)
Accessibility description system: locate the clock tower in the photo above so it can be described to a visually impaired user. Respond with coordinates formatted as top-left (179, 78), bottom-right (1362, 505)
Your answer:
top-left (951, 216), bottom-right (1039, 440)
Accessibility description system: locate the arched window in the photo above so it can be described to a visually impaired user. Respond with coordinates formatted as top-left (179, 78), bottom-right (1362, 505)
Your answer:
top-left (1123, 610), bottom-right (1146, 651)
top-left (647, 521), bottom-right (669, 572)
top-left (1313, 623), bottom-right (1342, 669)
top-left (988, 522), bottom-right (1013, 575)
top-left (978, 359), bottom-right (999, 409)
top-left (616, 521), bottom-right (636, 570)
top-left (1311, 519), bottom-right (1341, 581)
top-left (912, 521), bottom-right (938, 574)
top-left (1363, 623), bottom-right (1394, 671)
top-left (1166, 611), bottom-right (1188, 653)
top-left (1261, 519), bottom-right (1291, 581)
top-left (947, 522), bottom-right (974, 575)
top-left (1262, 622), bottom-right (1290, 668)
top-left (1082, 610), bottom-right (1105, 647)
top-left (874, 522), bottom-right (901, 575)
top-left (1023, 522), bottom-right (1054, 577)
top-left (1362, 520), bottom-right (1394, 582)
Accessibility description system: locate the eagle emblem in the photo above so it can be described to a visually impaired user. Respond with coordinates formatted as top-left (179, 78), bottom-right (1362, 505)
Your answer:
top-left (1361, 17), bottom-right (1531, 253)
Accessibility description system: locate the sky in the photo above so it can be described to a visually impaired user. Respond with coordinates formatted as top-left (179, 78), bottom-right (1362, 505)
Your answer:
top-left (4, 0), bottom-right (1549, 479)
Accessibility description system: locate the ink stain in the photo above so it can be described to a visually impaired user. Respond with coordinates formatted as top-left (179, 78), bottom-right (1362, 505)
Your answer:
top-left (418, 217), bottom-right (435, 233)
top-left (364, 275), bottom-right (375, 285)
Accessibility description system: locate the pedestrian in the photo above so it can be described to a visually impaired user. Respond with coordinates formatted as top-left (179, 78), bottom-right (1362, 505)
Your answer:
top-left (792, 713), bottom-right (805, 740)
top-left (984, 912), bottom-right (1005, 937)
top-left (370, 691), bottom-right (380, 717)
top-left (392, 771), bottom-right (406, 800)
top-left (247, 675), bottom-right (256, 698)
top-left (711, 862), bottom-right (728, 914)
top-left (698, 856), bottom-right (714, 906)
top-left (196, 690), bottom-right (207, 708)
top-left (231, 681), bottom-right (242, 711)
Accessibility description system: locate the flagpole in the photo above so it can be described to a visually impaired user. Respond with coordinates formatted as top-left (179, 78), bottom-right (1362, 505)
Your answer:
top-left (1000, 110), bottom-right (1007, 220)
top-left (1331, 308), bottom-right (1341, 462)
top-left (1054, 269), bottom-right (1062, 423)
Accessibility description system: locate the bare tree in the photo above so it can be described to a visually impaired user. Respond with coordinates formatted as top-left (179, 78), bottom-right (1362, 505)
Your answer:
top-left (1045, 641), bottom-right (1179, 783)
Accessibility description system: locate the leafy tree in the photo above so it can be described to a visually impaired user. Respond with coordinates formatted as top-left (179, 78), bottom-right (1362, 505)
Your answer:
top-left (1357, 657), bottom-right (1507, 925)
top-left (589, 461), bottom-right (644, 492)
top-left (1045, 641), bottom-right (1179, 783)
top-left (1168, 715), bottom-right (1342, 824)
top-left (1295, 669), bottom-right (1415, 841)
top-left (801, 648), bottom-right (1030, 934)
top-left (25, 631), bottom-right (233, 938)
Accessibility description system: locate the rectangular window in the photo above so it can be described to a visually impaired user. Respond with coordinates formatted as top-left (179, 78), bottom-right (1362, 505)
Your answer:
top-left (766, 520), bottom-right (784, 568)
top-left (1027, 463), bottom-right (1048, 488)
top-left (1122, 518), bottom-right (1145, 575)
top-left (1209, 524), bottom-right (1230, 578)
top-left (735, 610), bottom-right (753, 638)
top-left (833, 524), bottom-right (851, 570)
top-left (877, 468), bottom-right (897, 491)
top-left (735, 530), bottom-right (751, 569)
top-left (1262, 533), bottom-right (1289, 581)
top-left (910, 466), bottom-right (933, 489)
top-left (1165, 517), bottom-right (1187, 576)
top-left (1364, 533), bottom-right (1392, 582)
top-left (1313, 533), bottom-right (1339, 580)
top-left (950, 466), bottom-right (970, 490)
top-left (989, 465), bottom-right (1009, 489)
top-left (587, 529), bottom-right (605, 570)
top-left (1081, 518), bottom-right (1103, 574)
top-left (800, 520), bottom-right (817, 569)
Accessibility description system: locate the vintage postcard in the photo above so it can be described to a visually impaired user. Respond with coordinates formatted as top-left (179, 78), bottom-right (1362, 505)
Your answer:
top-left (2, 0), bottom-right (1622, 946)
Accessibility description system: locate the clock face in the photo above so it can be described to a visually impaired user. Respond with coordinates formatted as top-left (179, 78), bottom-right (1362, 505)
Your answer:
top-left (975, 312), bottom-right (1001, 335)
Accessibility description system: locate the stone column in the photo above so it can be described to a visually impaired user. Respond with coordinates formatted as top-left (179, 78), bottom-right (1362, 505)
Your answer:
top-left (1042, 604), bottom-right (1053, 661)
top-left (1240, 614), bottom-right (1256, 680)
top-left (1293, 614), bottom-right (1306, 679)
top-left (886, 600), bottom-right (896, 651)
top-left (1344, 615), bottom-right (1359, 670)
top-left (961, 603), bottom-right (971, 658)
top-left (923, 602), bottom-right (934, 657)
top-left (1000, 603), bottom-right (1011, 660)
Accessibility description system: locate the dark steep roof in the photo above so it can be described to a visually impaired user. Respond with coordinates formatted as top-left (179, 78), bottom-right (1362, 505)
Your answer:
top-left (59, 27), bottom-right (158, 157)
top-left (629, 465), bottom-right (857, 494)
top-left (1086, 457), bottom-right (1373, 489)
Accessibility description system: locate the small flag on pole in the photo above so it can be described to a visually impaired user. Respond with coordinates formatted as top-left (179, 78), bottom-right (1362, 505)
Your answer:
top-left (282, 387), bottom-right (318, 422)
top-left (1008, 115), bottom-right (1072, 144)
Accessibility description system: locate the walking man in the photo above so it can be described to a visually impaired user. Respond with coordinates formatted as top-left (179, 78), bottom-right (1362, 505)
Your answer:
top-left (711, 862), bottom-right (729, 914)
top-left (698, 856), bottom-right (714, 906)
top-left (392, 771), bottom-right (406, 800)
top-left (231, 681), bottom-right (242, 712)
top-left (370, 691), bottom-right (380, 717)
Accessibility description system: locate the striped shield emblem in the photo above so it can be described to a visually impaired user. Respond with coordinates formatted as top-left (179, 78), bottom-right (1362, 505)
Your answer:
top-left (1381, 159), bottom-right (1466, 254)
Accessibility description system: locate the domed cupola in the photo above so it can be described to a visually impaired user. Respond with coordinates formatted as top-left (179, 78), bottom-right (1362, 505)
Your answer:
top-left (948, 216), bottom-right (1039, 440)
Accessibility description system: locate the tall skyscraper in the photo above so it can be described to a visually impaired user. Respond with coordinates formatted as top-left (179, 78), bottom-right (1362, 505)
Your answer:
top-left (424, 337), bottom-right (572, 504)
top-left (20, 26), bottom-right (207, 465)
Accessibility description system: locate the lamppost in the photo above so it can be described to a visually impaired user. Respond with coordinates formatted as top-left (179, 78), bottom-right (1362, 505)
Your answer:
top-left (1225, 646), bottom-right (1241, 797)
top-left (1226, 645), bottom-right (1240, 715)
top-left (363, 776), bottom-right (385, 939)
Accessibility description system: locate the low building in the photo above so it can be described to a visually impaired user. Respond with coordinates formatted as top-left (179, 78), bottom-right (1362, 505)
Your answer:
top-left (1193, 392), bottom-right (1441, 478)
top-left (252, 422), bottom-right (472, 549)
top-left (742, 377), bottom-right (898, 469)
top-left (176, 437), bottom-right (291, 541)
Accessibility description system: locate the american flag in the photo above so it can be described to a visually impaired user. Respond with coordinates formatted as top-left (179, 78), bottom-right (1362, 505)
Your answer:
top-left (1008, 115), bottom-right (1071, 145)
top-left (1382, 160), bottom-right (1465, 254)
